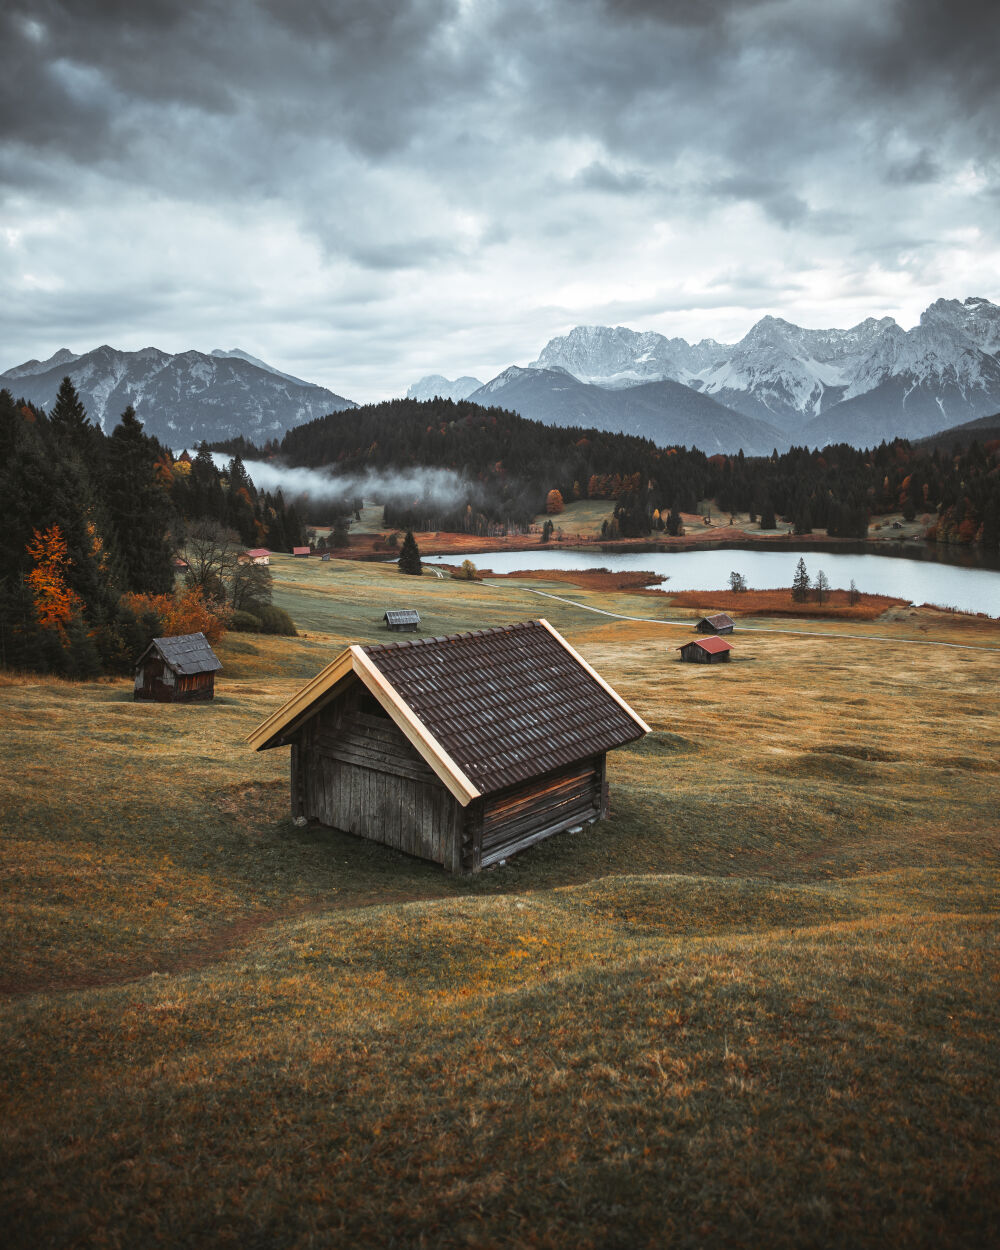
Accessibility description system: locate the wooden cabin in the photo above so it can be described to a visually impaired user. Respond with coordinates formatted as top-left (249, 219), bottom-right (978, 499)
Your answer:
top-left (678, 637), bottom-right (733, 664)
top-left (247, 620), bottom-right (648, 873)
top-left (293, 546), bottom-right (311, 558)
top-left (384, 609), bottom-right (420, 632)
top-left (696, 613), bottom-right (734, 634)
top-left (134, 632), bottom-right (222, 702)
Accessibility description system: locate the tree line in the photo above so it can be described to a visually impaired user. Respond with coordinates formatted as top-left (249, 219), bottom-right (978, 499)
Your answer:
top-left (0, 380), bottom-right (305, 676)
top-left (215, 397), bottom-right (1000, 551)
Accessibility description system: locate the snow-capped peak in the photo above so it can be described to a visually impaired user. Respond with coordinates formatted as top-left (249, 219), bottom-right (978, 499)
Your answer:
top-left (522, 297), bottom-right (1000, 431)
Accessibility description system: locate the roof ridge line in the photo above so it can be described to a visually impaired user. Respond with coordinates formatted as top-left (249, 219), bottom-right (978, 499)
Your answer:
top-left (362, 619), bottom-right (542, 654)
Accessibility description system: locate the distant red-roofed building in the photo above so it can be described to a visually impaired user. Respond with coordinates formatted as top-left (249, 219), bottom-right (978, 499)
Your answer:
top-left (242, 548), bottom-right (270, 565)
top-left (292, 546), bottom-right (311, 557)
top-left (678, 637), bottom-right (733, 664)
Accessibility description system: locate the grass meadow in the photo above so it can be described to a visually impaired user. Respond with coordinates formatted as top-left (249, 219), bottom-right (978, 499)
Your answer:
top-left (1, 553), bottom-right (998, 1247)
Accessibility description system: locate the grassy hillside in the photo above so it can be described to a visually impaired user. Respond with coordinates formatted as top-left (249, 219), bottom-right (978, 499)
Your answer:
top-left (1, 557), bottom-right (998, 1247)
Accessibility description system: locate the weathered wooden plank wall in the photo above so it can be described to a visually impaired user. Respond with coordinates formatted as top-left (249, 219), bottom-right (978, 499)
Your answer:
top-left (296, 685), bottom-right (463, 869)
top-left (474, 757), bottom-right (603, 869)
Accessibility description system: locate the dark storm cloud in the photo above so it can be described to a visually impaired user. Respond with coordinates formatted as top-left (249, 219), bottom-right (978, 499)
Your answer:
top-left (706, 176), bottom-right (810, 229)
top-left (885, 151), bottom-right (942, 186)
top-left (4, 0), bottom-right (997, 204)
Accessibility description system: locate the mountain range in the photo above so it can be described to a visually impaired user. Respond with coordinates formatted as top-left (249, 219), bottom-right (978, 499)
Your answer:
top-left (509, 297), bottom-right (1000, 448)
top-left (467, 366), bottom-right (785, 456)
top-left (1, 345), bottom-right (356, 448)
top-left (5, 296), bottom-right (998, 457)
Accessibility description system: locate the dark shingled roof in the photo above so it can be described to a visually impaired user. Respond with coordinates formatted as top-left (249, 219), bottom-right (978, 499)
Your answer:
top-left (361, 620), bottom-right (645, 794)
top-left (699, 613), bottom-right (734, 631)
top-left (384, 609), bottom-right (420, 625)
top-left (144, 632), bottom-right (222, 676)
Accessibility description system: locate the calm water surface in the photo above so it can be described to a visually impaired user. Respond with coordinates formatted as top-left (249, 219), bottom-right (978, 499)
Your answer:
top-left (424, 545), bottom-right (1000, 617)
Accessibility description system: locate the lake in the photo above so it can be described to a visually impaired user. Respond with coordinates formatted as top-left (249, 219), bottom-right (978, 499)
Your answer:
top-left (423, 544), bottom-right (1000, 617)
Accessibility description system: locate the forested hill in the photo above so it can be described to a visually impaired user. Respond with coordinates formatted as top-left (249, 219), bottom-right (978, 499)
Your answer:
top-left (0, 380), bottom-right (306, 676)
top-left (215, 395), bottom-right (1000, 549)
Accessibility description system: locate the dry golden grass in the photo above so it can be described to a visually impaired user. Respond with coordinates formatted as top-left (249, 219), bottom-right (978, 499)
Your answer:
top-left (1, 559), bottom-right (998, 1247)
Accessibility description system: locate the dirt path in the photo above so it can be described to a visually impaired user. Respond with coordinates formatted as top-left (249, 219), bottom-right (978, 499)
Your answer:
top-left (503, 584), bottom-right (1000, 653)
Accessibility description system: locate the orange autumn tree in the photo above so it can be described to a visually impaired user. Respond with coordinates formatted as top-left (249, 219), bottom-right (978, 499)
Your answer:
top-left (121, 585), bottom-right (226, 645)
top-left (546, 488), bottom-right (564, 515)
top-left (25, 525), bottom-right (84, 640)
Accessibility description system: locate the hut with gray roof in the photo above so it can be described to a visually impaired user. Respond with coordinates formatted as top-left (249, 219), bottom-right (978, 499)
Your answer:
top-left (133, 632), bottom-right (222, 703)
top-left (247, 620), bottom-right (648, 873)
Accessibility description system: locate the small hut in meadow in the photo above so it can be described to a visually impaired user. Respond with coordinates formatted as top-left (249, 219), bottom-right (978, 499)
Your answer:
top-left (695, 613), bottom-right (734, 635)
top-left (134, 633), bottom-right (222, 702)
top-left (384, 609), bottom-right (420, 632)
top-left (247, 620), bottom-right (648, 873)
top-left (293, 546), bottom-right (311, 558)
top-left (678, 637), bottom-right (733, 665)
top-left (243, 548), bottom-right (271, 565)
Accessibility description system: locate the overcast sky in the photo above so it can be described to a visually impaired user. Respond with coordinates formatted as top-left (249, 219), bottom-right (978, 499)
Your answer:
top-left (2, 0), bottom-right (998, 402)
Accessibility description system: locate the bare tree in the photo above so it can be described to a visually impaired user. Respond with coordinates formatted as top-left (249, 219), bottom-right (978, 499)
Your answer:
top-left (183, 520), bottom-right (242, 604)
top-left (814, 569), bottom-right (830, 604)
top-left (230, 560), bottom-right (273, 613)
top-left (849, 578), bottom-right (860, 606)
top-left (729, 570), bottom-right (747, 593)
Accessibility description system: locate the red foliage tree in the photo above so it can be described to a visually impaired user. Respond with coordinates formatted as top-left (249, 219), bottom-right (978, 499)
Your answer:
top-left (121, 586), bottom-right (226, 644)
top-left (25, 525), bottom-right (84, 640)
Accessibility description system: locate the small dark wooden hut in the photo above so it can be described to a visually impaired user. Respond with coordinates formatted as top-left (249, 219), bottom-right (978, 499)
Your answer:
top-left (678, 637), bottom-right (733, 664)
top-left (696, 613), bottom-right (734, 634)
top-left (384, 609), bottom-right (420, 632)
top-left (134, 633), bottom-right (222, 702)
top-left (247, 620), bottom-right (648, 873)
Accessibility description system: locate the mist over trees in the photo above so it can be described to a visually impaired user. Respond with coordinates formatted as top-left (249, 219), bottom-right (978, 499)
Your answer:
top-left (220, 397), bottom-right (1000, 551)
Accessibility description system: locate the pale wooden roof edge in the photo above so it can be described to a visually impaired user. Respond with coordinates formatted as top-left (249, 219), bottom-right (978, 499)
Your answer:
top-left (349, 646), bottom-right (480, 805)
top-left (245, 648), bottom-right (354, 751)
top-left (245, 645), bottom-right (481, 806)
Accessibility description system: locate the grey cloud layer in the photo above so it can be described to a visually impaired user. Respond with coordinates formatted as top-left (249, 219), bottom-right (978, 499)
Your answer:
top-left (2, 0), bottom-right (998, 397)
top-left (7, 1), bottom-right (997, 194)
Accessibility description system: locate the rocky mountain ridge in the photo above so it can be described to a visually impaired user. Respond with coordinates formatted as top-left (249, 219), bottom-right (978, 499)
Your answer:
top-left (528, 297), bottom-right (1000, 443)
top-left (1, 345), bottom-right (356, 448)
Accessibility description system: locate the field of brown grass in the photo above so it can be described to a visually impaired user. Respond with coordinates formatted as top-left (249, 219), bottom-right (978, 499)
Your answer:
top-left (665, 586), bottom-right (907, 619)
top-left (1, 557), bottom-right (998, 1247)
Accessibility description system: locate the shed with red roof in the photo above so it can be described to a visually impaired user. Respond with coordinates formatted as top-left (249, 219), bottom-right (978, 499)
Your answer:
top-left (678, 637), bottom-right (733, 664)
top-left (292, 546), bottom-right (311, 557)
top-left (247, 620), bottom-right (648, 872)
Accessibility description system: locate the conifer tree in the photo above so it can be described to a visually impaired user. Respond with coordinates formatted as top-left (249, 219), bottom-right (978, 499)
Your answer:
top-left (398, 529), bottom-right (422, 576)
top-left (105, 406), bottom-right (176, 594)
top-left (48, 376), bottom-right (97, 461)
top-left (792, 557), bottom-right (810, 602)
